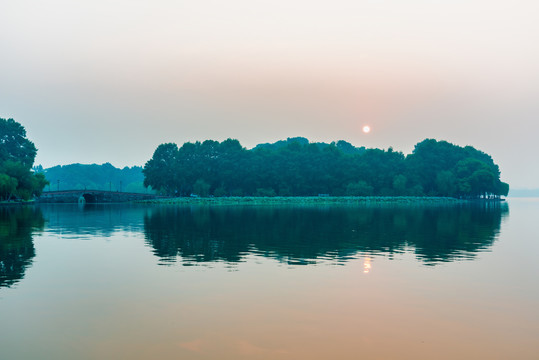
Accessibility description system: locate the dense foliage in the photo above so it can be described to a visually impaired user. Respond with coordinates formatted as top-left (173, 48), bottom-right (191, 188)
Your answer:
top-left (38, 163), bottom-right (153, 193)
top-left (0, 118), bottom-right (48, 201)
top-left (143, 137), bottom-right (509, 198)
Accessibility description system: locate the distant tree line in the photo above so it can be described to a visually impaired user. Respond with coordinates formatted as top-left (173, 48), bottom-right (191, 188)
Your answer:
top-left (37, 163), bottom-right (153, 194)
top-left (143, 137), bottom-right (509, 199)
top-left (0, 118), bottom-right (48, 201)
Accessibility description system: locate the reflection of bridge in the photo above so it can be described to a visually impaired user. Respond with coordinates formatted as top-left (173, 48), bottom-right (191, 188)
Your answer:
top-left (38, 190), bottom-right (163, 203)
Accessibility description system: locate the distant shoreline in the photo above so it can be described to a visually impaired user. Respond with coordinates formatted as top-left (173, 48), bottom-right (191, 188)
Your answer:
top-left (0, 201), bottom-right (35, 207)
top-left (136, 196), bottom-right (502, 206)
top-left (1, 196), bottom-right (506, 206)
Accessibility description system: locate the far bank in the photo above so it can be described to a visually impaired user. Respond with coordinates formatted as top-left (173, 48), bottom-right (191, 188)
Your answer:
top-left (137, 196), bottom-right (505, 206)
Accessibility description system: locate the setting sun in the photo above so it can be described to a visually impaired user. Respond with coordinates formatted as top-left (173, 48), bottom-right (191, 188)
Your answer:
top-left (363, 125), bottom-right (371, 133)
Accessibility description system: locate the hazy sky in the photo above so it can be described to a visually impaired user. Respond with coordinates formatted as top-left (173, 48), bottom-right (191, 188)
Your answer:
top-left (1, 0), bottom-right (538, 188)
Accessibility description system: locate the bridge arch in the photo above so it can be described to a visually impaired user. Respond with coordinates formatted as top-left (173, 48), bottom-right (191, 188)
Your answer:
top-left (80, 193), bottom-right (97, 204)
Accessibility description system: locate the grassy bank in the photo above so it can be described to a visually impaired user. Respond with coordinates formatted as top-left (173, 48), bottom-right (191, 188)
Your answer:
top-left (137, 196), bottom-right (466, 206)
top-left (0, 200), bottom-right (35, 206)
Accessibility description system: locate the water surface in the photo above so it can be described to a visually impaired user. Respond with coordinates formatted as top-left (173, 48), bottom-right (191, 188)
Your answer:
top-left (1, 201), bottom-right (537, 359)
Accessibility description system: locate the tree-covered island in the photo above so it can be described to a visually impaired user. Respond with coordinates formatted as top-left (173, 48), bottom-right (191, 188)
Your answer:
top-left (0, 117), bottom-right (510, 201)
top-left (143, 137), bottom-right (509, 199)
top-left (0, 118), bottom-right (48, 201)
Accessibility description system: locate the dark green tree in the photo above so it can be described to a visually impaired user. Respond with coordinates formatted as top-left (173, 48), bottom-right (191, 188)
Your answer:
top-left (346, 180), bottom-right (374, 196)
top-left (192, 179), bottom-right (211, 197)
top-left (455, 158), bottom-right (497, 197)
top-left (0, 118), bottom-right (37, 168)
top-left (143, 143), bottom-right (179, 195)
top-left (0, 118), bottom-right (48, 201)
top-left (405, 139), bottom-right (506, 198)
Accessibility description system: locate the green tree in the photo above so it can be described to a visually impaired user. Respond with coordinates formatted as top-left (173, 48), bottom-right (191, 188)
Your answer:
top-left (192, 179), bottom-right (210, 197)
top-left (498, 182), bottom-right (509, 197)
top-left (0, 118), bottom-right (47, 201)
top-left (346, 180), bottom-right (374, 196)
top-left (143, 143), bottom-right (179, 195)
top-left (435, 170), bottom-right (457, 197)
top-left (30, 173), bottom-right (49, 197)
top-left (392, 174), bottom-right (407, 195)
top-left (406, 139), bottom-right (506, 198)
top-left (255, 187), bottom-right (276, 197)
top-left (455, 158), bottom-right (497, 197)
top-left (0, 118), bottom-right (37, 168)
top-left (0, 174), bottom-right (18, 201)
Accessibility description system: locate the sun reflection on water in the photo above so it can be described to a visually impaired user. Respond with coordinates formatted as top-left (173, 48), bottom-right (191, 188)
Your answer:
top-left (363, 257), bottom-right (372, 274)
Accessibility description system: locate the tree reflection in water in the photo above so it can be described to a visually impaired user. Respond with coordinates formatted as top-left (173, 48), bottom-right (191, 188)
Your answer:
top-left (143, 203), bottom-right (508, 266)
top-left (0, 207), bottom-right (44, 288)
top-left (0, 202), bottom-right (509, 289)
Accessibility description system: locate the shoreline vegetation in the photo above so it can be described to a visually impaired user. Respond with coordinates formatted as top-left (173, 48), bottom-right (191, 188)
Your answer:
top-left (1, 196), bottom-right (506, 207)
top-left (136, 196), bottom-right (503, 206)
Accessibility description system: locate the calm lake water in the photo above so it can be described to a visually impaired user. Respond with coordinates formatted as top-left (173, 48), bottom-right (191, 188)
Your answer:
top-left (1, 200), bottom-right (538, 359)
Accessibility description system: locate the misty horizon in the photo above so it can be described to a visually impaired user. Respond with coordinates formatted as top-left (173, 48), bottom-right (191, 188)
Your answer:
top-left (1, 0), bottom-right (537, 188)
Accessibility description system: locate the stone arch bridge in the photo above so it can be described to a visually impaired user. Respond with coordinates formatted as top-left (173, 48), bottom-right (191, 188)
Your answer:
top-left (38, 190), bottom-right (163, 203)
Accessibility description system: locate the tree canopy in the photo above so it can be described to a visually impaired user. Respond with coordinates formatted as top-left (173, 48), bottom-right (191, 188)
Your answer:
top-left (0, 118), bottom-right (48, 201)
top-left (143, 137), bottom-right (509, 199)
